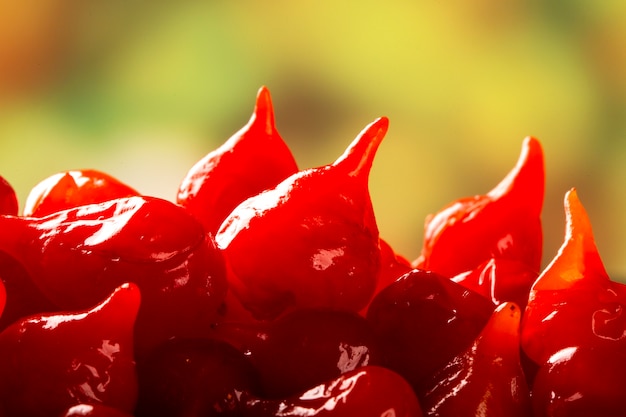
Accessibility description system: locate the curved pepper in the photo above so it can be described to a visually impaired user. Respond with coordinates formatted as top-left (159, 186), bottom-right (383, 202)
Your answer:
top-left (0, 283), bottom-right (140, 417)
top-left (414, 137), bottom-right (544, 279)
top-left (521, 188), bottom-right (626, 365)
top-left (23, 169), bottom-right (139, 217)
top-left (422, 302), bottom-right (531, 416)
top-left (177, 86), bottom-right (299, 235)
top-left (216, 118), bottom-right (388, 320)
top-left (0, 196), bottom-right (228, 356)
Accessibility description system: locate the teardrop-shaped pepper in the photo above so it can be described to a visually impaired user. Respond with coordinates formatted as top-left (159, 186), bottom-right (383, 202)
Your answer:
top-left (245, 308), bottom-right (382, 398)
top-left (177, 86), bottom-right (299, 235)
top-left (521, 188), bottom-right (626, 365)
top-left (23, 169), bottom-right (139, 217)
top-left (240, 365), bottom-right (423, 417)
top-left (0, 175), bottom-right (18, 216)
top-left (0, 283), bottom-right (140, 417)
top-left (531, 345), bottom-right (626, 417)
top-left (422, 302), bottom-right (531, 417)
top-left (365, 269), bottom-right (494, 398)
top-left (414, 137), bottom-right (545, 279)
top-left (0, 196), bottom-right (228, 356)
top-left (216, 118), bottom-right (388, 320)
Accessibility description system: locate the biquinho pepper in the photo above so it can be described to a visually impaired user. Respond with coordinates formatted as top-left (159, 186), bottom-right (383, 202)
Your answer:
top-left (216, 118), bottom-right (388, 320)
top-left (521, 188), bottom-right (626, 366)
top-left (0, 283), bottom-right (140, 417)
top-left (245, 308), bottom-right (382, 398)
top-left (366, 269), bottom-right (494, 399)
top-left (0, 196), bottom-right (228, 356)
top-left (177, 86), bottom-right (299, 235)
top-left (422, 302), bottom-right (531, 417)
top-left (531, 344), bottom-right (626, 417)
top-left (23, 169), bottom-right (140, 217)
top-left (414, 137), bottom-right (544, 285)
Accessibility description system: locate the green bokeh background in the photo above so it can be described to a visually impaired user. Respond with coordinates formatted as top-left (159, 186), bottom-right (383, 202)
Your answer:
top-left (1, 1), bottom-right (625, 278)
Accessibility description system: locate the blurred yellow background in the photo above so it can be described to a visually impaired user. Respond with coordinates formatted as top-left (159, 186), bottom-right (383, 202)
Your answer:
top-left (1, 1), bottom-right (625, 278)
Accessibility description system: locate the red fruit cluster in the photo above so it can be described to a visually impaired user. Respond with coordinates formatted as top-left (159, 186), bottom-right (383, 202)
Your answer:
top-left (0, 87), bottom-right (624, 417)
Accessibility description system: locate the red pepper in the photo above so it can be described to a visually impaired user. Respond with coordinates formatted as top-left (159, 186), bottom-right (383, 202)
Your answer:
top-left (23, 169), bottom-right (139, 217)
top-left (0, 175), bottom-right (18, 216)
top-left (452, 258), bottom-right (539, 311)
top-left (135, 337), bottom-right (261, 417)
top-left (366, 269), bottom-right (494, 399)
top-left (0, 283), bottom-right (140, 417)
top-left (421, 302), bottom-right (531, 416)
top-left (531, 344), bottom-right (626, 417)
top-left (216, 118), bottom-right (388, 320)
top-left (0, 196), bottom-right (228, 356)
top-left (359, 238), bottom-right (413, 316)
top-left (245, 308), bottom-right (382, 398)
top-left (521, 188), bottom-right (626, 366)
top-left (240, 366), bottom-right (423, 417)
top-left (177, 86), bottom-right (299, 235)
top-left (0, 250), bottom-right (58, 331)
top-left (414, 137), bottom-right (544, 281)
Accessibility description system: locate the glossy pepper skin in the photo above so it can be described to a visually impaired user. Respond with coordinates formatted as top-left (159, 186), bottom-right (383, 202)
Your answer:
top-left (414, 137), bottom-right (544, 280)
top-left (23, 169), bottom-right (139, 217)
top-left (0, 283), bottom-right (140, 417)
top-left (0, 196), bottom-right (228, 356)
top-left (245, 308), bottom-right (382, 398)
top-left (216, 118), bottom-right (388, 320)
top-left (452, 258), bottom-right (539, 311)
top-left (531, 345), bottom-right (626, 417)
top-left (60, 404), bottom-right (135, 417)
top-left (240, 366), bottom-right (423, 417)
top-left (422, 302), bottom-right (531, 417)
top-left (177, 86), bottom-right (299, 235)
top-left (359, 238), bottom-right (413, 315)
top-left (366, 269), bottom-right (494, 399)
top-left (521, 188), bottom-right (626, 366)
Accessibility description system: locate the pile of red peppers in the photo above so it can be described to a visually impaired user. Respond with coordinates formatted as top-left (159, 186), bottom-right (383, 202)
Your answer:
top-left (0, 87), bottom-right (624, 417)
